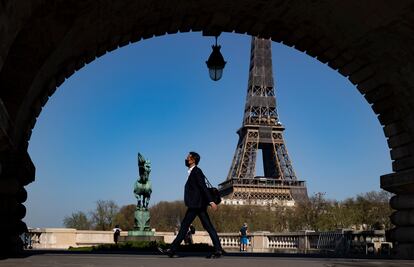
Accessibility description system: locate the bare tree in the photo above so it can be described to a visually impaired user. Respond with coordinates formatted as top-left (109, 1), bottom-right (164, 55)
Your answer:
top-left (114, 204), bottom-right (136, 230)
top-left (63, 190), bottom-right (392, 233)
top-left (90, 200), bottom-right (119, 230)
top-left (63, 211), bottom-right (92, 230)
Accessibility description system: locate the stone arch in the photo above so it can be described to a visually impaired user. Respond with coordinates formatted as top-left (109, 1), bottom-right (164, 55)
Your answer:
top-left (1, 0), bottom-right (414, 258)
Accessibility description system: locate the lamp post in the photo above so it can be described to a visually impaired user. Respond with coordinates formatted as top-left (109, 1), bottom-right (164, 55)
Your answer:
top-left (206, 36), bottom-right (226, 81)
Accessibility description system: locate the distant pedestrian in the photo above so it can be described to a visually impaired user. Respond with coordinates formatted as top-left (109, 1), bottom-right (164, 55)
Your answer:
top-left (239, 223), bottom-right (249, 252)
top-left (113, 225), bottom-right (122, 244)
top-left (185, 224), bottom-right (196, 245)
top-left (174, 224), bottom-right (179, 235)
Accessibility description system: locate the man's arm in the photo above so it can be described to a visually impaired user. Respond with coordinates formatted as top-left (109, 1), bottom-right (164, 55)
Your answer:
top-left (194, 168), bottom-right (214, 204)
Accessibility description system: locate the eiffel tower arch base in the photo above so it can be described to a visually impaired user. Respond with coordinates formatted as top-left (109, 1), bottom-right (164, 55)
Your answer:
top-left (221, 186), bottom-right (295, 206)
top-left (220, 178), bottom-right (307, 207)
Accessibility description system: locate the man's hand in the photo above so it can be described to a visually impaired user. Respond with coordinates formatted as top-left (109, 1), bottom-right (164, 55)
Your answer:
top-left (209, 202), bottom-right (218, 211)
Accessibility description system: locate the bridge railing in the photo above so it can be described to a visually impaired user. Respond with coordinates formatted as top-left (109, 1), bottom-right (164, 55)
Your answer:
top-left (217, 231), bottom-right (307, 252)
top-left (217, 229), bottom-right (390, 255)
top-left (25, 228), bottom-right (391, 255)
top-left (217, 233), bottom-right (252, 250)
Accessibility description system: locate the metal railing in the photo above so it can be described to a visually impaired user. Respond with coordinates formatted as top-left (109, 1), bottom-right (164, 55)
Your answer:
top-left (219, 177), bottom-right (306, 188)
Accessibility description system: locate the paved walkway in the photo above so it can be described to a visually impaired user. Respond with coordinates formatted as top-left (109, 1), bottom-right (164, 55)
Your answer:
top-left (1, 252), bottom-right (414, 267)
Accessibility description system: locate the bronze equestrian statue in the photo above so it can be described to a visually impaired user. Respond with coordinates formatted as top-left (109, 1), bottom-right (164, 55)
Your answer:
top-left (134, 153), bottom-right (152, 210)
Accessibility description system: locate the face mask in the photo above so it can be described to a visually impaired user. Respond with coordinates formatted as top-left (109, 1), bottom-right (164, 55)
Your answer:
top-left (185, 159), bottom-right (190, 167)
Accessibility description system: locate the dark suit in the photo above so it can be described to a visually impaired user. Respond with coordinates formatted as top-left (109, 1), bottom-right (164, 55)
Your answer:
top-left (170, 166), bottom-right (222, 253)
top-left (184, 166), bottom-right (213, 208)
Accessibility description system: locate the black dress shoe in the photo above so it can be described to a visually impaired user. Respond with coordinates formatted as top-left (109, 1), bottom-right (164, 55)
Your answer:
top-left (158, 247), bottom-right (177, 258)
top-left (207, 250), bottom-right (223, 259)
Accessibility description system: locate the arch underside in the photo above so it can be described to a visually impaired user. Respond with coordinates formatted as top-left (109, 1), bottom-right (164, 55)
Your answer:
top-left (1, 0), bottom-right (414, 257)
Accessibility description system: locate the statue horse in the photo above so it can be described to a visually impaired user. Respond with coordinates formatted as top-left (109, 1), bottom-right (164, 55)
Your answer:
top-left (134, 153), bottom-right (152, 210)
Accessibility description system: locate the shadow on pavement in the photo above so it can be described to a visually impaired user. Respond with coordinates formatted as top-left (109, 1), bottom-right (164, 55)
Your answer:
top-left (9, 249), bottom-right (396, 261)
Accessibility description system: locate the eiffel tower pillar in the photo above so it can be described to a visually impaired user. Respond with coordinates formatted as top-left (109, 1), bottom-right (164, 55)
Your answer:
top-left (219, 37), bottom-right (308, 206)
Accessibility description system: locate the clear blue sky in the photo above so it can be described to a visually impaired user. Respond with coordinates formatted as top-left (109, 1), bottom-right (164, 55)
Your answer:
top-left (25, 32), bottom-right (391, 228)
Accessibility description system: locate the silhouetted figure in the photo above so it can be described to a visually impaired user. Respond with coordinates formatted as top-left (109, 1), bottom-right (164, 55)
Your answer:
top-left (185, 224), bottom-right (196, 245)
top-left (159, 152), bottom-right (224, 258)
top-left (239, 223), bottom-right (249, 252)
top-left (113, 225), bottom-right (122, 244)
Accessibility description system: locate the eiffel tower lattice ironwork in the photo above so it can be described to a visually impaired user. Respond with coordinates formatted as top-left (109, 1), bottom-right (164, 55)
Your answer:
top-left (219, 37), bottom-right (308, 206)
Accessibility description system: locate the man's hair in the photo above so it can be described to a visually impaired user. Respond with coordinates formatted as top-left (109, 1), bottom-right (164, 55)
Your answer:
top-left (189, 151), bottom-right (200, 165)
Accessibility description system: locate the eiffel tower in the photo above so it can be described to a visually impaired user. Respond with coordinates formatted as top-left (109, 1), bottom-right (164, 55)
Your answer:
top-left (219, 37), bottom-right (308, 206)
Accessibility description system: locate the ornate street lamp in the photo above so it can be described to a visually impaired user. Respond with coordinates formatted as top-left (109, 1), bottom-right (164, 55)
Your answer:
top-left (206, 36), bottom-right (226, 81)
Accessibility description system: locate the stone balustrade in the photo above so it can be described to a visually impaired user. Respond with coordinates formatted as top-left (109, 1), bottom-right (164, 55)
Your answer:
top-left (24, 228), bottom-right (391, 256)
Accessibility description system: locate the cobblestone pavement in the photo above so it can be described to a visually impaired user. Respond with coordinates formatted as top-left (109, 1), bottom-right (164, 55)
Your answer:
top-left (1, 252), bottom-right (414, 267)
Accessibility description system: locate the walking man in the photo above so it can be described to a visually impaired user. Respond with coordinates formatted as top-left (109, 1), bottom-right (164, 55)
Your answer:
top-left (159, 152), bottom-right (224, 258)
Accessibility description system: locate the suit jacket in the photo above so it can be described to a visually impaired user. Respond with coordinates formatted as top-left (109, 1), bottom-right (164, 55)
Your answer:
top-left (184, 166), bottom-right (213, 209)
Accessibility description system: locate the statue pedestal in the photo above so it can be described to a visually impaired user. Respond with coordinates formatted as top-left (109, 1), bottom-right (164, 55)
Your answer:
top-left (118, 209), bottom-right (163, 242)
top-left (120, 230), bottom-right (163, 242)
top-left (128, 230), bottom-right (154, 237)
top-left (134, 209), bottom-right (151, 231)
